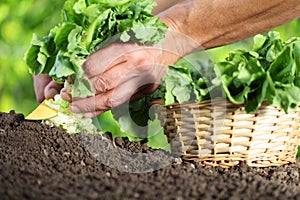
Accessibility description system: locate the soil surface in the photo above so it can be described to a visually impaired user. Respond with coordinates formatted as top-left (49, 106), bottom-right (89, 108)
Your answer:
top-left (0, 111), bottom-right (300, 200)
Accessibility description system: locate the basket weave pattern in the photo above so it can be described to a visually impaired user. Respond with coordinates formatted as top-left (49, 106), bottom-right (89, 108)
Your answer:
top-left (154, 98), bottom-right (300, 168)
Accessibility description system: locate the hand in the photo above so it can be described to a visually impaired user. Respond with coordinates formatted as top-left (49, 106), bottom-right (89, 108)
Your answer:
top-left (60, 42), bottom-right (181, 117)
top-left (33, 74), bottom-right (63, 103)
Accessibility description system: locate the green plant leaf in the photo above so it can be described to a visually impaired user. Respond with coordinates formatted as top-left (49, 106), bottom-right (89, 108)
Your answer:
top-left (253, 34), bottom-right (267, 51)
top-left (96, 110), bottom-right (127, 140)
top-left (147, 114), bottom-right (170, 152)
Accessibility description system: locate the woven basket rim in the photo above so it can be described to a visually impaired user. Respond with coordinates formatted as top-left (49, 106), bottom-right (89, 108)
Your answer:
top-left (151, 97), bottom-right (300, 112)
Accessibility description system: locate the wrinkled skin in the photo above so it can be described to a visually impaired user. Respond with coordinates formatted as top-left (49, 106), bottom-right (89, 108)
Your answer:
top-left (33, 0), bottom-right (300, 117)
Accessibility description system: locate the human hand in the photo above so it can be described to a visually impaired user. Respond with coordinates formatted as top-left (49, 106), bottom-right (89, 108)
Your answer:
top-left (33, 74), bottom-right (63, 103)
top-left (60, 41), bottom-right (182, 118)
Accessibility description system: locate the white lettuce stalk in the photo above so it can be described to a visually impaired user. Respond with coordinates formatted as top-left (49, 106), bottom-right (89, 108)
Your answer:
top-left (44, 95), bottom-right (101, 135)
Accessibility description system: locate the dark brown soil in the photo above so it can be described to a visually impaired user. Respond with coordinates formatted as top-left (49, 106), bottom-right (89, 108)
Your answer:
top-left (1, 111), bottom-right (300, 200)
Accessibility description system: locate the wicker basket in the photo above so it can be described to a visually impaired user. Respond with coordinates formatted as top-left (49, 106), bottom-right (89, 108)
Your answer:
top-left (152, 98), bottom-right (300, 168)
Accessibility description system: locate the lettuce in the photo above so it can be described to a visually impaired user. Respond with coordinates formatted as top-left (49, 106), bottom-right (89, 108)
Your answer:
top-left (25, 0), bottom-right (167, 97)
top-left (216, 31), bottom-right (300, 113)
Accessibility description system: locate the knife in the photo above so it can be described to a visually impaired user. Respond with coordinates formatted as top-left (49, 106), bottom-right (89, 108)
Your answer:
top-left (26, 100), bottom-right (58, 120)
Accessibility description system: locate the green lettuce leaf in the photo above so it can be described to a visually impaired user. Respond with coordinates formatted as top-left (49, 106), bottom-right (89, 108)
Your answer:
top-left (96, 110), bottom-right (127, 140)
top-left (147, 114), bottom-right (170, 151)
top-left (214, 31), bottom-right (300, 113)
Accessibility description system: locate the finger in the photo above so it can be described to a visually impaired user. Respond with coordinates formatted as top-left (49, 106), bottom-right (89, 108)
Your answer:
top-left (71, 84), bottom-right (160, 118)
top-left (70, 77), bottom-right (143, 113)
top-left (44, 80), bottom-right (63, 100)
top-left (69, 90), bottom-right (123, 114)
top-left (70, 70), bottom-right (161, 114)
top-left (60, 87), bottom-right (72, 102)
top-left (33, 74), bottom-right (52, 103)
top-left (88, 57), bottom-right (151, 94)
top-left (83, 43), bottom-right (140, 78)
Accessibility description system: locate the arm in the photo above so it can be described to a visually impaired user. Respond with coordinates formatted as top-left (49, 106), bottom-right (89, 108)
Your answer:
top-left (158, 0), bottom-right (300, 52)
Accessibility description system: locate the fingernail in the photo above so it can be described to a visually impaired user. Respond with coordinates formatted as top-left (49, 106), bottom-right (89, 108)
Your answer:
top-left (60, 91), bottom-right (71, 102)
top-left (70, 105), bottom-right (80, 113)
top-left (46, 88), bottom-right (59, 98)
top-left (61, 87), bottom-right (67, 92)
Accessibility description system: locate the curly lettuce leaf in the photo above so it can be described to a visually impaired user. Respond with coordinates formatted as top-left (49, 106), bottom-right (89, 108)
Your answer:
top-left (160, 54), bottom-right (218, 105)
top-left (215, 31), bottom-right (300, 113)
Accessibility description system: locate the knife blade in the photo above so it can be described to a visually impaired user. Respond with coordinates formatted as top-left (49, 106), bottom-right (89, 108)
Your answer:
top-left (26, 100), bottom-right (58, 120)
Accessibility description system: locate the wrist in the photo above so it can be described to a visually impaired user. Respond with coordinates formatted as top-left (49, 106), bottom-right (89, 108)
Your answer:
top-left (158, 11), bottom-right (202, 60)
top-left (157, 19), bottom-right (201, 66)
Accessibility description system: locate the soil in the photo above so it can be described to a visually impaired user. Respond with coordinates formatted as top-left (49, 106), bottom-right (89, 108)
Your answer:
top-left (0, 111), bottom-right (300, 200)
